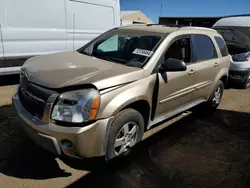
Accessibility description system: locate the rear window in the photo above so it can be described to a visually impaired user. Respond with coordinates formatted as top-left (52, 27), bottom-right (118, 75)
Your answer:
top-left (191, 35), bottom-right (218, 62)
top-left (214, 36), bottom-right (228, 57)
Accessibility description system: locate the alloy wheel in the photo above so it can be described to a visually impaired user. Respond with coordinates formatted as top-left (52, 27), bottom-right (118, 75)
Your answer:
top-left (212, 86), bottom-right (222, 105)
top-left (114, 122), bottom-right (139, 156)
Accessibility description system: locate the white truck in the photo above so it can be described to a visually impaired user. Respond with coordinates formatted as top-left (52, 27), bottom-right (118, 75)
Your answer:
top-left (0, 0), bottom-right (120, 75)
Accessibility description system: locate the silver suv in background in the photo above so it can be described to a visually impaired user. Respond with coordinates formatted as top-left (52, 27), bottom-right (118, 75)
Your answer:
top-left (213, 16), bottom-right (250, 88)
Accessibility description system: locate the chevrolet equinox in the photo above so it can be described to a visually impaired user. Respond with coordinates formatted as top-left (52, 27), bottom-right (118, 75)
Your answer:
top-left (13, 24), bottom-right (230, 160)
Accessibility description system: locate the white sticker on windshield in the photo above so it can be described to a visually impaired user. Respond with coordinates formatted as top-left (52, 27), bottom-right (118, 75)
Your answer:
top-left (132, 48), bottom-right (154, 57)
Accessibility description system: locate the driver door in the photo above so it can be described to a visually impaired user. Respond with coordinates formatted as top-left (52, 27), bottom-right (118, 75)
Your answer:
top-left (154, 36), bottom-right (196, 120)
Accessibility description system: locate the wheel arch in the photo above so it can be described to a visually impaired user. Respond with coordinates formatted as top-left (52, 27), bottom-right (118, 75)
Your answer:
top-left (120, 100), bottom-right (151, 132)
top-left (220, 74), bottom-right (228, 87)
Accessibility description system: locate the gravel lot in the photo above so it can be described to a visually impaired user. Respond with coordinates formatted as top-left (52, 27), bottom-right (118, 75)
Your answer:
top-left (0, 75), bottom-right (250, 188)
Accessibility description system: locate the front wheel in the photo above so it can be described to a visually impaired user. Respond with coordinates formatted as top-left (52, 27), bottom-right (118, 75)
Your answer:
top-left (242, 76), bottom-right (250, 89)
top-left (105, 109), bottom-right (144, 161)
top-left (206, 80), bottom-right (224, 110)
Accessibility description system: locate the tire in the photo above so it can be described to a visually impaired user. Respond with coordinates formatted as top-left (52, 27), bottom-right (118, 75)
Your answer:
top-left (206, 80), bottom-right (224, 110)
top-left (105, 108), bottom-right (144, 161)
top-left (241, 77), bottom-right (250, 89)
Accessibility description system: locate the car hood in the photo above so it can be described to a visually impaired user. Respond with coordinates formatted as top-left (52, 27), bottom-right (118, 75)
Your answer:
top-left (22, 51), bottom-right (143, 90)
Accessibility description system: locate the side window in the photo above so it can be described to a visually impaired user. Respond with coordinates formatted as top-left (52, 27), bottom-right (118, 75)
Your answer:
top-left (214, 36), bottom-right (228, 57)
top-left (97, 35), bottom-right (118, 52)
top-left (191, 35), bottom-right (217, 62)
top-left (165, 37), bottom-right (191, 64)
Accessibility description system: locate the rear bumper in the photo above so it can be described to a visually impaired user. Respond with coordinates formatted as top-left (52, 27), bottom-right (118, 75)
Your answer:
top-left (12, 92), bottom-right (113, 159)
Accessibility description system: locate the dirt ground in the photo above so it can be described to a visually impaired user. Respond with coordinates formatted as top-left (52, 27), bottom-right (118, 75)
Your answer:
top-left (0, 75), bottom-right (250, 188)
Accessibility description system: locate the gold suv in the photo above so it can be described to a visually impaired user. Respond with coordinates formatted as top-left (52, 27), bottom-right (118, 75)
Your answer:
top-left (13, 24), bottom-right (230, 160)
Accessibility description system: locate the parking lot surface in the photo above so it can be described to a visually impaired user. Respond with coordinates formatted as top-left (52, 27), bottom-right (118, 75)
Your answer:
top-left (0, 76), bottom-right (250, 188)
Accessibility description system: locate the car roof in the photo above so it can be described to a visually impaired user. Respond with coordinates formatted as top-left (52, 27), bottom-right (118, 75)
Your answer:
top-left (119, 24), bottom-right (218, 35)
top-left (119, 24), bottom-right (180, 34)
top-left (214, 16), bottom-right (250, 27)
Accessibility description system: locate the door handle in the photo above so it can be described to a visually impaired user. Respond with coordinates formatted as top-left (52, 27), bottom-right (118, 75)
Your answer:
top-left (188, 69), bottom-right (195, 75)
top-left (214, 62), bottom-right (219, 67)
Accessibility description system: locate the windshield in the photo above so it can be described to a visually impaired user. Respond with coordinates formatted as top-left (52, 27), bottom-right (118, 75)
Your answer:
top-left (78, 29), bottom-right (164, 68)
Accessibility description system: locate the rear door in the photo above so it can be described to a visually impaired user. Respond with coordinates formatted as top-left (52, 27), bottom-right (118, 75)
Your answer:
top-left (65, 0), bottom-right (120, 51)
top-left (191, 34), bottom-right (220, 100)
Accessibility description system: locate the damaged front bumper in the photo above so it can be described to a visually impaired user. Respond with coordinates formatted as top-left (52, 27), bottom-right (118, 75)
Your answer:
top-left (12, 91), bottom-right (112, 159)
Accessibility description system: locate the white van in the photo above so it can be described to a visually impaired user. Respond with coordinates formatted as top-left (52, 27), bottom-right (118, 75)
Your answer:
top-left (0, 0), bottom-right (120, 75)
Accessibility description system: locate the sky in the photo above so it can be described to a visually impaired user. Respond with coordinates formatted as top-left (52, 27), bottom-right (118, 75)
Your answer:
top-left (120, 0), bottom-right (250, 23)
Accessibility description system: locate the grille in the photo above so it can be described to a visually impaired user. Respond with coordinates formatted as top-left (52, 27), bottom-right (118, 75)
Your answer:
top-left (229, 70), bottom-right (245, 79)
top-left (230, 71), bottom-right (242, 77)
top-left (18, 71), bottom-right (56, 119)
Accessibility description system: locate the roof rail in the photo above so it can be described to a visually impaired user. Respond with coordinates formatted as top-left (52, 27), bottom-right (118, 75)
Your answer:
top-left (146, 23), bottom-right (186, 27)
top-left (181, 26), bottom-right (216, 32)
top-left (146, 24), bottom-right (163, 26)
top-left (121, 23), bottom-right (147, 28)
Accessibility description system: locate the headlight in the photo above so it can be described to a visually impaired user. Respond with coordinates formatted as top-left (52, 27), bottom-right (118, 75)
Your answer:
top-left (51, 89), bottom-right (100, 123)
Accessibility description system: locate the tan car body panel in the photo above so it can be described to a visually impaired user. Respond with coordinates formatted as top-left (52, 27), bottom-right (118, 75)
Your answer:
top-left (97, 27), bottom-right (229, 129)
top-left (13, 25), bottom-right (230, 158)
top-left (22, 51), bottom-right (143, 90)
top-left (155, 64), bottom-right (195, 119)
top-left (97, 74), bottom-right (156, 120)
top-left (13, 95), bottom-right (111, 157)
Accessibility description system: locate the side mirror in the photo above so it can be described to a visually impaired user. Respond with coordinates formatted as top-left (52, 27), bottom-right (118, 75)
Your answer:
top-left (159, 58), bottom-right (187, 72)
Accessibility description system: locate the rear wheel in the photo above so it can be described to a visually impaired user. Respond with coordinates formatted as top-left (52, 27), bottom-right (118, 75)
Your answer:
top-left (105, 108), bottom-right (144, 161)
top-left (206, 80), bottom-right (224, 110)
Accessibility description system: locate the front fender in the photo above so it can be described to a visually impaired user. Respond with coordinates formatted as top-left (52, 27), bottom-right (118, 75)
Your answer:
top-left (97, 75), bottom-right (157, 119)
